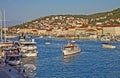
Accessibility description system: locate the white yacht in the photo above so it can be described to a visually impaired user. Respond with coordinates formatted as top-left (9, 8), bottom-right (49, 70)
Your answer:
top-left (19, 37), bottom-right (38, 57)
top-left (62, 42), bottom-right (81, 56)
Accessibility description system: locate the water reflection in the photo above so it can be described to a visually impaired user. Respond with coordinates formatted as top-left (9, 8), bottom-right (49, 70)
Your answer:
top-left (62, 53), bottom-right (80, 63)
top-left (21, 56), bottom-right (37, 78)
top-left (24, 64), bottom-right (37, 78)
top-left (22, 56), bottom-right (37, 65)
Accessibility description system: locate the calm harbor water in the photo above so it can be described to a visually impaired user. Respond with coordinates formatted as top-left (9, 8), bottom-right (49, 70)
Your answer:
top-left (13, 38), bottom-right (120, 78)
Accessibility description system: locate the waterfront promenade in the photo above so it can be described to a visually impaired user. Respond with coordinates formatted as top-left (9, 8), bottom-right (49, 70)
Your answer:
top-left (0, 63), bottom-right (24, 78)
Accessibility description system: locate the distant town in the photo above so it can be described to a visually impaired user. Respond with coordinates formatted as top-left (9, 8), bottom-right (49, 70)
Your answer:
top-left (1, 8), bottom-right (120, 40)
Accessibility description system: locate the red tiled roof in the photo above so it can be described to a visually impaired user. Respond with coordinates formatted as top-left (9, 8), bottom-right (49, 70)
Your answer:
top-left (96, 28), bottom-right (103, 30)
top-left (86, 29), bottom-right (97, 32)
top-left (80, 25), bottom-right (89, 28)
top-left (102, 24), bottom-right (120, 27)
top-left (68, 26), bottom-right (76, 29)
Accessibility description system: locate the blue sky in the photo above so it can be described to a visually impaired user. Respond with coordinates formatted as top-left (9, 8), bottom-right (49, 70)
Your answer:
top-left (0, 0), bottom-right (120, 26)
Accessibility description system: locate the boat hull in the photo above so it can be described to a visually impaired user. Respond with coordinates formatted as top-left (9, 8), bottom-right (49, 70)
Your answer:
top-left (102, 44), bottom-right (116, 49)
top-left (22, 52), bottom-right (37, 57)
top-left (19, 39), bottom-right (38, 57)
top-left (62, 49), bottom-right (80, 56)
top-left (7, 60), bottom-right (21, 66)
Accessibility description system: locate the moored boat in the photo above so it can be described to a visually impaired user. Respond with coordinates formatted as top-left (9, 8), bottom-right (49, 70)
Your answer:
top-left (100, 37), bottom-right (111, 42)
top-left (102, 43), bottom-right (116, 49)
top-left (19, 37), bottom-right (38, 57)
top-left (5, 35), bottom-right (17, 39)
top-left (45, 41), bottom-right (50, 45)
top-left (4, 47), bottom-right (21, 65)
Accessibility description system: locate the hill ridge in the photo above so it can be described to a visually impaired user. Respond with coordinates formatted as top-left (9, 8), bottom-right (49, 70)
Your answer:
top-left (11, 8), bottom-right (120, 28)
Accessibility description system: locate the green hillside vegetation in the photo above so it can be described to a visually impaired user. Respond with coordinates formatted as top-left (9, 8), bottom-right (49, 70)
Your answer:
top-left (10, 8), bottom-right (120, 28)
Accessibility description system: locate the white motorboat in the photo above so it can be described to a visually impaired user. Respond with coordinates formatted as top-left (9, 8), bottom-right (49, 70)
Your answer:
top-left (21, 49), bottom-right (37, 57)
top-left (20, 41), bottom-right (37, 50)
top-left (102, 43), bottom-right (116, 49)
top-left (100, 37), bottom-right (111, 42)
top-left (19, 37), bottom-right (38, 57)
top-left (62, 42), bottom-right (81, 56)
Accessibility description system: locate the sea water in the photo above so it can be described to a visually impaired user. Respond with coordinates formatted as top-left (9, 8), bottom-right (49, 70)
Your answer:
top-left (14, 38), bottom-right (120, 78)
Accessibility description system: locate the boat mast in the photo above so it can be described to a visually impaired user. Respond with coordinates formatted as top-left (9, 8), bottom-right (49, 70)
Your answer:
top-left (0, 10), bottom-right (2, 41)
top-left (3, 9), bottom-right (6, 42)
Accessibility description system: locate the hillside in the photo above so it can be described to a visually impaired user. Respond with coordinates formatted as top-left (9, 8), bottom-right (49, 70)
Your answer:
top-left (10, 8), bottom-right (120, 29)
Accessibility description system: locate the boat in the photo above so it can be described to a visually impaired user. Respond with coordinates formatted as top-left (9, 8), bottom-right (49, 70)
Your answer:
top-left (0, 10), bottom-right (14, 57)
top-left (116, 39), bottom-right (120, 42)
top-left (21, 49), bottom-right (37, 57)
top-left (62, 42), bottom-right (81, 56)
top-left (20, 40), bottom-right (38, 57)
top-left (4, 47), bottom-right (21, 65)
top-left (115, 36), bottom-right (120, 42)
top-left (100, 37), bottom-right (111, 42)
top-left (45, 41), bottom-right (50, 45)
top-left (0, 40), bottom-right (13, 48)
top-left (39, 35), bottom-right (43, 38)
top-left (102, 43), bottom-right (116, 49)
top-left (71, 40), bottom-right (76, 43)
top-left (5, 35), bottom-right (17, 39)
top-left (19, 34), bottom-right (38, 57)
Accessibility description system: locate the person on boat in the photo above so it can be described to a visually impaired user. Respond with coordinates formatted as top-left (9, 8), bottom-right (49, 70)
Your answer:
top-left (67, 42), bottom-right (74, 47)
top-left (14, 49), bottom-right (19, 54)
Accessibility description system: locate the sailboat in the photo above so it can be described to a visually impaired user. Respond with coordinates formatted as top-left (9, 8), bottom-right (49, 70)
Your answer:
top-left (0, 10), bottom-right (13, 57)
